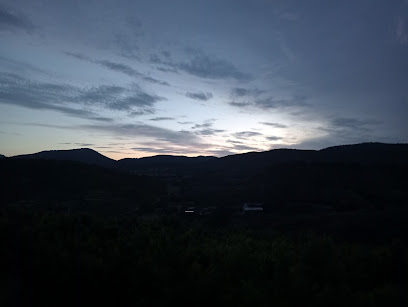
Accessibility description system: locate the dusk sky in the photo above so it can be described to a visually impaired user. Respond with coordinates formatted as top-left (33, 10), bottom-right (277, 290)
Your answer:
top-left (1, 0), bottom-right (407, 159)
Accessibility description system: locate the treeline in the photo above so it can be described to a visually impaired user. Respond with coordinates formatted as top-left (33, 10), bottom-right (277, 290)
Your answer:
top-left (1, 209), bottom-right (407, 306)
top-left (0, 159), bottom-right (164, 212)
top-left (184, 161), bottom-right (408, 210)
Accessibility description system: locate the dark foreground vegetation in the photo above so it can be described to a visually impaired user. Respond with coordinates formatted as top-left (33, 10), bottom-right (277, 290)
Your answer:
top-left (1, 209), bottom-right (407, 306)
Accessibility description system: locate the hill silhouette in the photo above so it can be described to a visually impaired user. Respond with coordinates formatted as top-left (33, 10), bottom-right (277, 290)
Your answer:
top-left (0, 154), bottom-right (5, 159)
top-left (5, 142), bottom-right (407, 211)
top-left (2, 142), bottom-right (408, 241)
top-left (117, 155), bottom-right (217, 175)
top-left (318, 143), bottom-right (408, 164)
top-left (200, 143), bottom-right (408, 177)
top-left (12, 148), bottom-right (116, 168)
top-left (9, 143), bottom-right (408, 173)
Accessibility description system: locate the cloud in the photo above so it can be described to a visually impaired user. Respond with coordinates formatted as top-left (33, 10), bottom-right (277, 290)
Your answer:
top-left (210, 149), bottom-right (234, 157)
top-left (80, 123), bottom-right (202, 146)
top-left (192, 123), bottom-right (211, 129)
top-left (229, 101), bottom-right (252, 108)
top-left (326, 117), bottom-right (382, 133)
top-left (229, 95), bottom-right (309, 110)
top-left (186, 91), bottom-right (213, 101)
top-left (161, 50), bottom-right (171, 58)
top-left (0, 130), bottom-right (21, 136)
top-left (233, 131), bottom-right (263, 138)
top-left (95, 60), bottom-right (140, 77)
top-left (178, 121), bottom-right (194, 125)
top-left (132, 147), bottom-right (185, 154)
top-left (195, 128), bottom-right (225, 136)
top-left (231, 87), bottom-right (263, 97)
top-left (149, 54), bottom-right (163, 64)
top-left (233, 145), bottom-right (259, 151)
top-left (156, 66), bottom-right (178, 73)
top-left (190, 120), bottom-right (224, 135)
top-left (260, 122), bottom-right (288, 128)
top-left (0, 73), bottom-right (162, 119)
top-left (114, 34), bottom-right (140, 60)
top-left (129, 109), bottom-right (154, 116)
top-left (150, 50), bottom-right (250, 81)
top-left (77, 123), bottom-right (242, 156)
top-left (111, 16), bottom-right (143, 60)
top-left (178, 53), bottom-right (251, 81)
top-left (296, 116), bottom-right (384, 149)
top-left (320, 117), bottom-right (382, 144)
top-left (0, 56), bottom-right (49, 75)
top-left (254, 95), bottom-right (308, 109)
top-left (142, 76), bottom-right (170, 86)
top-left (266, 136), bottom-right (282, 141)
top-left (78, 85), bottom-right (164, 112)
top-left (65, 52), bottom-right (140, 76)
top-left (227, 139), bottom-right (243, 144)
top-left (65, 52), bottom-right (169, 86)
top-left (133, 141), bottom-right (248, 157)
top-left (149, 117), bottom-right (175, 121)
top-left (91, 116), bottom-right (114, 122)
top-left (0, 73), bottom-right (97, 120)
top-left (0, 5), bottom-right (35, 33)
top-left (217, 141), bottom-right (262, 153)
top-left (59, 143), bottom-right (94, 147)
top-left (64, 52), bottom-right (90, 61)
top-left (21, 123), bottom-right (70, 129)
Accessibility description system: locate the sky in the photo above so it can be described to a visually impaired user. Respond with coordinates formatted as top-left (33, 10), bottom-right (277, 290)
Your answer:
top-left (1, 0), bottom-right (407, 159)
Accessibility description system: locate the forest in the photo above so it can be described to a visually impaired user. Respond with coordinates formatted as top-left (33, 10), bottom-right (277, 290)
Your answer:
top-left (1, 209), bottom-right (407, 306)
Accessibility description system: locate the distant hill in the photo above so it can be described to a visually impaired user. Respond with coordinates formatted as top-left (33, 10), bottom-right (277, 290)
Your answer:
top-left (318, 142), bottom-right (408, 164)
top-left (8, 143), bottom-right (408, 174)
top-left (0, 154), bottom-right (5, 159)
top-left (3, 142), bottom-right (408, 212)
top-left (207, 142), bottom-right (408, 174)
top-left (179, 142), bottom-right (408, 208)
top-left (12, 148), bottom-right (116, 168)
top-left (117, 155), bottom-right (217, 175)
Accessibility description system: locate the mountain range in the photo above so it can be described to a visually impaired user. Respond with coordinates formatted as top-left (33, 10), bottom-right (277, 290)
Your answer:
top-left (9, 143), bottom-right (408, 174)
top-left (2, 142), bottom-right (408, 213)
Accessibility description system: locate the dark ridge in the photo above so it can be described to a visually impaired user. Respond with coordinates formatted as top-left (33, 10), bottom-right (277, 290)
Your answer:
top-left (318, 142), bottom-right (408, 164)
top-left (12, 148), bottom-right (115, 168)
top-left (0, 154), bottom-right (5, 159)
top-left (7, 143), bottom-right (408, 174)
top-left (117, 155), bottom-right (217, 174)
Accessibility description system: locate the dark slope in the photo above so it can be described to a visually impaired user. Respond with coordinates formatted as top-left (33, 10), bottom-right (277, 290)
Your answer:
top-left (180, 143), bottom-right (408, 207)
top-left (318, 142), bottom-right (408, 164)
top-left (208, 148), bottom-right (317, 174)
top-left (12, 148), bottom-right (116, 168)
top-left (0, 158), bottom-right (163, 211)
top-left (2, 142), bottom-right (408, 212)
top-left (200, 142), bottom-right (408, 177)
top-left (117, 155), bottom-right (217, 175)
top-left (8, 143), bottom-right (408, 175)
top-left (0, 154), bottom-right (5, 159)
